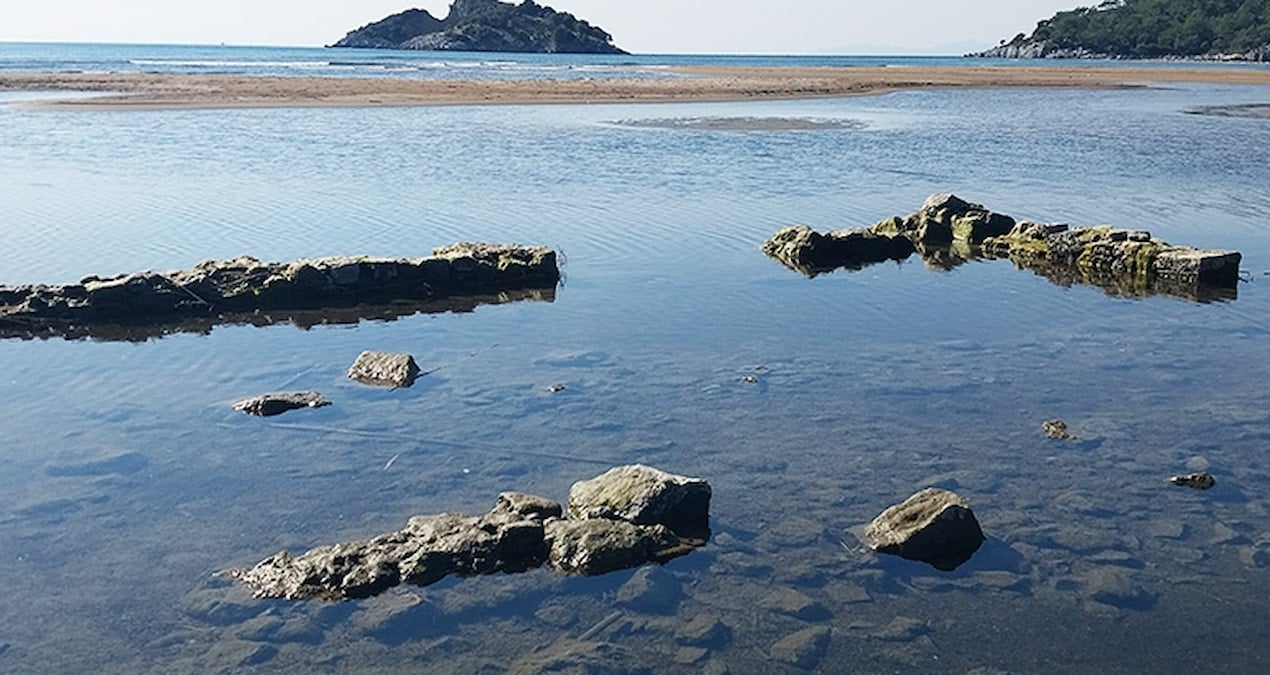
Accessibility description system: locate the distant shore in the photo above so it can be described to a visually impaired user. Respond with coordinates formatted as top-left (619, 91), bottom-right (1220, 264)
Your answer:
top-left (3, 66), bottom-right (1270, 110)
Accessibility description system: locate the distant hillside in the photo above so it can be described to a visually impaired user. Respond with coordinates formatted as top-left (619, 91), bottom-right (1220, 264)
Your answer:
top-left (331, 0), bottom-right (626, 54)
top-left (975, 0), bottom-right (1270, 60)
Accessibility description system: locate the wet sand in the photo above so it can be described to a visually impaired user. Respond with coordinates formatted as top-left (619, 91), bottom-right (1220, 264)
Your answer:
top-left (2, 65), bottom-right (1270, 110)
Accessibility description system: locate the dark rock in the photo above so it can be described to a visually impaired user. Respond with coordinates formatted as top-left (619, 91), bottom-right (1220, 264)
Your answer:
top-left (0, 243), bottom-right (559, 340)
top-left (761, 225), bottom-right (915, 277)
top-left (232, 392), bottom-right (331, 417)
top-left (545, 518), bottom-right (691, 576)
top-left (616, 565), bottom-right (683, 614)
top-left (762, 195), bottom-right (1242, 302)
top-left (865, 488), bottom-right (985, 571)
top-left (982, 221), bottom-right (1241, 300)
top-left (567, 464), bottom-right (712, 538)
top-left (347, 351), bottom-right (421, 388)
top-left (1169, 472), bottom-right (1216, 490)
top-left (332, 0), bottom-right (627, 54)
top-left (229, 466), bottom-right (708, 600)
top-left (1043, 419), bottom-right (1071, 440)
top-left (769, 626), bottom-right (831, 669)
top-left (230, 507), bottom-right (549, 600)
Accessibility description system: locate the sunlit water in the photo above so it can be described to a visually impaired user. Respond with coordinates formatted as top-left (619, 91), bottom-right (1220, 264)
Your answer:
top-left (1, 46), bottom-right (1270, 674)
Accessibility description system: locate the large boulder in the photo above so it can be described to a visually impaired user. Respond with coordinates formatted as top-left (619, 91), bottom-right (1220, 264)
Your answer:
top-left (865, 488), bottom-right (985, 571)
top-left (544, 519), bottom-right (689, 576)
top-left (568, 465), bottom-right (712, 538)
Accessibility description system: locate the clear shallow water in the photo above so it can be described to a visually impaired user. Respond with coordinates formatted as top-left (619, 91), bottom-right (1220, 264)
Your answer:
top-left (1, 49), bottom-right (1270, 673)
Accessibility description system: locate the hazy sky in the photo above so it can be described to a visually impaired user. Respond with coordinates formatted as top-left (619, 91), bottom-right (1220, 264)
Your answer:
top-left (0, 1), bottom-right (1083, 54)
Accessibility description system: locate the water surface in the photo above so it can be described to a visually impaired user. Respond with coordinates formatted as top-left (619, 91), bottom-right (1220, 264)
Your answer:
top-left (2, 54), bottom-right (1270, 673)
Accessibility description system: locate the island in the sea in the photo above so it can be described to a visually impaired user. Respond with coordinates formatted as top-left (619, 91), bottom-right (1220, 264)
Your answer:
top-left (974, 0), bottom-right (1270, 61)
top-left (330, 0), bottom-right (626, 54)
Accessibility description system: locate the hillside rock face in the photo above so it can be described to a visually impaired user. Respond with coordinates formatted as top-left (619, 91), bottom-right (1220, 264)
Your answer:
top-left (331, 0), bottom-right (626, 54)
top-left (972, 0), bottom-right (1270, 61)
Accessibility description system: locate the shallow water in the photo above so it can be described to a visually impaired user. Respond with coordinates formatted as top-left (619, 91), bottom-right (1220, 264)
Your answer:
top-left (2, 70), bottom-right (1270, 672)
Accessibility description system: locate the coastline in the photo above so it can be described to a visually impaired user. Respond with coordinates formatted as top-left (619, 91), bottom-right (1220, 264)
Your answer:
top-left (2, 65), bottom-right (1270, 110)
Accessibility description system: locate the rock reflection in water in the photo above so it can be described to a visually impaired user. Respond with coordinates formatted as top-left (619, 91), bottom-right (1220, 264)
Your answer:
top-left (0, 288), bottom-right (556, 342)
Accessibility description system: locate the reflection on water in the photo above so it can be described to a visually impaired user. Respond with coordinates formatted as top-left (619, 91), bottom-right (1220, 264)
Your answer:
top-left (0, 289), bottom-right (556, 342)
top-left (1, 80), bottom-right (1270, 673)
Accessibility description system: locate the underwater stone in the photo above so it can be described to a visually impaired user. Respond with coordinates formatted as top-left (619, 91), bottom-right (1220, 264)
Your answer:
top-left (567, 464), bottom-right (712, 538)
top-left (232, 392), bottom-right (331, 417)
top-left (865, 488), bottom-right (986, 571)
top-left (769, 625), bottom-right (832, 669)
top-left (347, 350), bottom-right (421, 388)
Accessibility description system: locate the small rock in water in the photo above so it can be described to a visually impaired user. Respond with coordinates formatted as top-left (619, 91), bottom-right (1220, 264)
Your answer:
top-left (1169, 472), bottom-right (1216, 490)
top-left (1042, 419), bottom-right (1072, 440)
top-left (547, 383), bottom-right (567, 394)
top-left (864, 488), bottom-right (985, 571)
top-left (233, 392), bottom-right (330, 417)
top-left (675, 615), bottom-right (730, 647)
top-left (347, 350), bottom-right (421, 388)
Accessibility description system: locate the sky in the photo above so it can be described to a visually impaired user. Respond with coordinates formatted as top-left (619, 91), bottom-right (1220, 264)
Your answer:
top-left (0, 1), bottom-right (1085, 54)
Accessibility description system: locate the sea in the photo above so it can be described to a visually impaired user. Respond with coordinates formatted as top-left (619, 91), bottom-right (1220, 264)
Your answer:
top-left (1, 42), bottom-right (1269, 673)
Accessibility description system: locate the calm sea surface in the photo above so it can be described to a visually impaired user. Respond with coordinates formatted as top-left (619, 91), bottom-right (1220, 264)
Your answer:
top-left (1, 43), bottom-right (1269, 673)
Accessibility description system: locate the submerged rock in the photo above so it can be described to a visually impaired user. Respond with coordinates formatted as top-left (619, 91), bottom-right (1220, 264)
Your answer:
top-left (865, 488), bottom-right (985, 571)
top-left (347, 351), bottom-right (421, 388)
top-left (769, 626), bottom-right (831, 669)
top-left (0, 243), bottom-right (559, 340)
top-left (232, 392), bottom-right (331, 417)
top-left (568, 464), bottom-right (712, 538)
top-left (762, 194), bottom-right (1241, 301)
top-left (230, 465), bottom-right (710, 600)
top-left (1169, 472), bottom-right (1216, 490)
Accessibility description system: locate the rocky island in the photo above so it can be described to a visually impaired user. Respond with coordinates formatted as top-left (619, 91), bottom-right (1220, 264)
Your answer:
top-left (331, 0), bottom-right (626, 54)
top-left (974, 0), bottom-right (1270, 61)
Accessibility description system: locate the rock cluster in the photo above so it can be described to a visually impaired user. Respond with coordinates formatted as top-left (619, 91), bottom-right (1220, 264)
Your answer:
top-left (0, 243), bottom-right (559, 340)
top-left (864, 488), bottom-right (986, 571)
top-left (229, 465), bottom-right (711, 600)
top-left (762, 194), bottom-right (1242, 300)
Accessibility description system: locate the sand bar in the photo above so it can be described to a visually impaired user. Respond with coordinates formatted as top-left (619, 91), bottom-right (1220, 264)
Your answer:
top-left (3, 65), bottom-right (1270, 110)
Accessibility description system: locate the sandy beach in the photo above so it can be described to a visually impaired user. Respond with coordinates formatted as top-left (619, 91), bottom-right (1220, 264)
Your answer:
top-left (3, 65), bottom-right (1270, 110)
